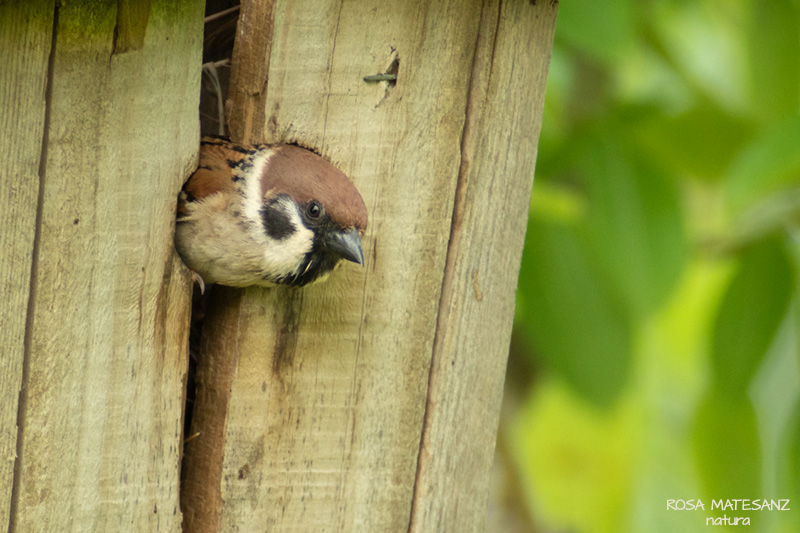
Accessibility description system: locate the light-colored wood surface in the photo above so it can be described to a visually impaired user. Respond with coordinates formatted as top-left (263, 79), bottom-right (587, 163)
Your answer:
top-left (408, 1), bottom-right (558, 530)
top-left (2, 1), bottom-right (202, 531)
top-left (0, 2), bottom-right (54, 528)
top-left (182, 0), bottom-right (557, 531)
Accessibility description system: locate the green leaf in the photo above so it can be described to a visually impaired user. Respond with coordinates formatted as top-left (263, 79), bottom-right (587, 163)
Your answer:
top-left (747, 0), bottom-right (800, 123)
top-left (512, 381), bottom-right (637, 533)
top-left (692, 388), bottom-right (762, 503)
top-left (517, 215), bottom-right (631, 406)
top-left (579, 129), bottom-right (688, 316)
top-left (555, 0), bottom-right (636, 64)
top-left (710, 237), bottom-right (793, 396)
top-left (782, 405), bottom-right (800, 529)
top-left (648, 1), bottom-right (749, 110)
top-left (725, 115), bottom-right (800, 216)
top-left (635, 102), bottom-right (754, 181)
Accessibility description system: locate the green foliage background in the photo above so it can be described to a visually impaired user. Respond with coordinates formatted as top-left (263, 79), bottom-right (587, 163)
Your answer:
top-left (505, 1), bottom-right (800, 531)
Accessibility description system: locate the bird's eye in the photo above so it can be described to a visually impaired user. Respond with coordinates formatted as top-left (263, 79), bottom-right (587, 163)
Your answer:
top-left (307, 200), bottom-right (322, 219)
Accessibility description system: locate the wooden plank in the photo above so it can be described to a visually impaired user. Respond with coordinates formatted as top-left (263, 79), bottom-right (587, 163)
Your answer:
top-left (182, 0), bottom-right (484, 530)
top-left (408, 1), bottom-right (559, 530)
top-left (181, 0), bottom-right (557, 530)
top-left (0, 2), bottom-right (54, 530)
top-left (9, 1), bottom-right (202, 531)
top-left (226, 0), bottom-right (277, 144)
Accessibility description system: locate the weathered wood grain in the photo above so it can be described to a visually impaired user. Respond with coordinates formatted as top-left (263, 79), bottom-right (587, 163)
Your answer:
top-left (4, 1), bottom-right (202, 531)
top-left (0, 2), bottom-right (54, 530)
top-left (226, 0), bottom-right (276, 145)
top-left (181, 0), bottom-right (557, 530)
top-left (408, 1), bottom-right (559, 530)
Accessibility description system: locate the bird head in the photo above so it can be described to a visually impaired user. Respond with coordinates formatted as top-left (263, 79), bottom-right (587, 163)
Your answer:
top-left (252, 144), bottom-right (368, 287)
top-left (175, 138), bottom-right (368, 289)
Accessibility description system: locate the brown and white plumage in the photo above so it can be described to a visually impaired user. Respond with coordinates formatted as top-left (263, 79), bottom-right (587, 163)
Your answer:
top-left (175, 136), bottom-right (367, 288)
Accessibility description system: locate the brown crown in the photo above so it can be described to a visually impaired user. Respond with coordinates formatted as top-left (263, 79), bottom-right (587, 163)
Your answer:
top-left (260, 145), bottom-right (368, 232)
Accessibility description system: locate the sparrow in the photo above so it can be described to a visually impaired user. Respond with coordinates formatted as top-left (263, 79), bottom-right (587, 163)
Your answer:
top-left (175, 136), bottom-right (368, 291)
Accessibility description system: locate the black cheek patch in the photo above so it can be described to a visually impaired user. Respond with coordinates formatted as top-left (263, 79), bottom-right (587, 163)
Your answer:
top-left (260, 196), bottom-right (296, 240)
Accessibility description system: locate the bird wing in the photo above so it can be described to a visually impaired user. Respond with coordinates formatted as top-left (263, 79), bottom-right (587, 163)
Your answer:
top-left (177, 137), bottom-right (254, 217)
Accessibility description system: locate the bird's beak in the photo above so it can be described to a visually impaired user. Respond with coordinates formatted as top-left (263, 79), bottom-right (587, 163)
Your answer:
top-left (325, 227), bottom-right (364, 265)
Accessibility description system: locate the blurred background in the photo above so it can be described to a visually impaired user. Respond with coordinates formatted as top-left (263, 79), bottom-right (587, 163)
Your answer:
top-left (488, 1), bottom-right (800, 531)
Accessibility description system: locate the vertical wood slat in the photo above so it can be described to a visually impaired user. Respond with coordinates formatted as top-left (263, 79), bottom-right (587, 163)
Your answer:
top-left (409, 1), bottom-right (558, 530)
top-left (1, 1), bottom-right (203, 531)
top-left (255, 2), bottom-right (481, 529)
top-left (183, 0), bottom-right (481, 529)
top-left (182, 0), bottom-right (557, 531)
top-left (226, 0), bottom-right (277, 145)
top-left (0, 2), bottom-right (55, 530)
